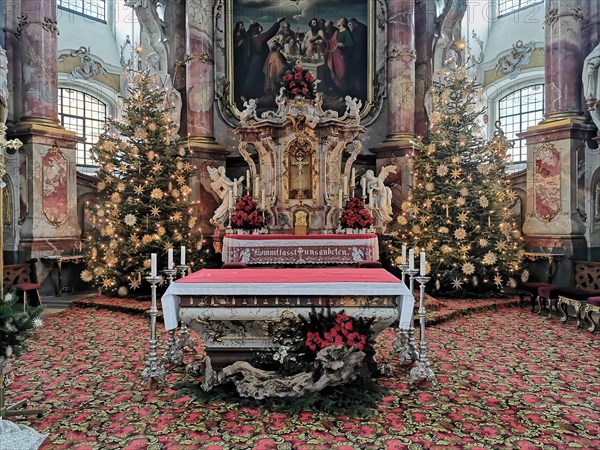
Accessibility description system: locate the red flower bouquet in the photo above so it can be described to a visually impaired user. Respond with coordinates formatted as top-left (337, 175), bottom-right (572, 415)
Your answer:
top-left (340, 197), bottom-right (373, 229)
top-left (231, 195), bottom-right (265, 230)
top-left (282, 66), bottom-right (316, 99)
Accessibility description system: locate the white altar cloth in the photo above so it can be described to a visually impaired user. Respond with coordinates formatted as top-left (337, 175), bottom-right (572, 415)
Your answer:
top-left (161, 268), bottom-right (414, 331)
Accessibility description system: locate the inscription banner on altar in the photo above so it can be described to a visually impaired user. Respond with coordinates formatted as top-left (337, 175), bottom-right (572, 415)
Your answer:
top-left (222, 234), bottom-right (379, 265)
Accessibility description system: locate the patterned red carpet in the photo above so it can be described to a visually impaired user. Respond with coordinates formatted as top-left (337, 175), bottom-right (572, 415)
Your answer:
top-left (7, 300), bottom-right (600, 449)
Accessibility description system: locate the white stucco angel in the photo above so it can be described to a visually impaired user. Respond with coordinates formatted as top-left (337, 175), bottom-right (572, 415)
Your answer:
top-left (146, 52), bottom-right (182, 134)
top-left (207, 166), bottom-right (245, 227)
top-left (239, 99), bottom-right (258, 126)
top-left (344, 96), bottom-right (362, 123)
top-left (362, 165), bottom-right (397, 227)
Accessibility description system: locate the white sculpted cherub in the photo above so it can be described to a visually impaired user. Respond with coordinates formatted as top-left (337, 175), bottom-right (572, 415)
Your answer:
top-left (344, 95), bottom-right (362, 123)
top-left (239, 99), bottom-right (258, 126)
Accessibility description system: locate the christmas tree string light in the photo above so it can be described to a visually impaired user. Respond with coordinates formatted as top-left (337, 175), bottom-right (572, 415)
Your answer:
top-left (388, 64), bottom-right (523, 295)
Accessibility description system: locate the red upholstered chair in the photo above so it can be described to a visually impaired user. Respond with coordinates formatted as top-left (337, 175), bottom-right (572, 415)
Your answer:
top-left (536, 285), bottom-right (566, 318)
top-left (357, 261), bottom-right (383, 268)
top-left (518, 282), bottom-right (554, 312)
top-left (16, 281), bottom-right (42, 312)
top-left (555, 287), bottom-right (600, 327)
top-left (583, 297), bottom-right (600, 333)
top-left (222, 262), bottom-right (248, 269)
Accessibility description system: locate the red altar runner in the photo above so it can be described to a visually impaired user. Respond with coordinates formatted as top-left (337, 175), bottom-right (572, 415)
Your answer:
top-left (221, 234), bottom-right (379, 265)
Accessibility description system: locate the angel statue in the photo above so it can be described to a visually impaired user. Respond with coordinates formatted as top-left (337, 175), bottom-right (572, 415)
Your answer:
top-left (362, 165), bottom-right (397, 227)
top-left (343, 95), bottom-right (362, 123)
top-left (239, 99), bottom-right (258, 126)
top-left (207, 166), bottom-right (245, 228)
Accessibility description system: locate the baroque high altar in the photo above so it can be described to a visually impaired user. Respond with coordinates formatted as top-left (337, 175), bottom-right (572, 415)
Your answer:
top-left (209, 92), bottom-right (396, 234)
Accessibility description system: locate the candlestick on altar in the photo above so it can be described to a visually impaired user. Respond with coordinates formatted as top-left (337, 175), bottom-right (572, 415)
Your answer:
top-left (141, 274), bottom-right (167, 384)
top-left (162, 268), bottom-right (183, 366)
top-left (228, 190), bottom-right (234, 209)
top-left (233, 180), bottom-right (238, 198)
top-left (343, 176), bottom-right (348, 196)
top-left (254, 177), bottom-right (260, 199)
top-left (167, 248), bottom-right (174, 270)
top-left (180, 246), bottom-right (186, 265)
top-left (420, 251), bottom-right (426, 276)
top-left (408, 249), bottom-right (415, 271)
top-left (150, 253), bottom-right (157, 278)
top-left (392, 262), bottom-right (409, 352)
top-left (409, 276), bottom-right (437, 386)
top-left (246, 170), bottom-right (251, 193)
top-left (398, 268), bottom-right (419, 364)
top-left (175, 263), bottom-right (197, 355)
top-left (261, 189), bottom-right (266, 210)
top-left (338, 189), bottom-right (343, 209)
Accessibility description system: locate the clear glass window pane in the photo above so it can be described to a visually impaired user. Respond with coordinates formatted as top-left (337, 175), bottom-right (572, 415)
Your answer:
top-left (58, 0), bottom-right (105, 21)
top-left (498, 84), bottom-right (544, 170)
top-left (58, 88), bottom-right (107, 173)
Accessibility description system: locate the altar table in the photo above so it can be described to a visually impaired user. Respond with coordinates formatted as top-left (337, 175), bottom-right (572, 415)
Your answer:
top-left (222, 234), bottom-right (379, 265)
top-left (161, 268), bottom-right (414, 366)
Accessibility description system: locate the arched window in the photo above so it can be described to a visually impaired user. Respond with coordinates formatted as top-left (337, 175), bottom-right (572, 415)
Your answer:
top-left (498, 84), bottom-right (544, 172)
top-left (58, 88), bottom-right (107, 175)
top-left (58, 0), bottom-right (106, 22)
top-left (498, 0), bottom-right (543, 17)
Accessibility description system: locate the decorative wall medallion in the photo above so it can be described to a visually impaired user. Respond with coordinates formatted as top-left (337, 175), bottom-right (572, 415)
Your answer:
top-left (495, 40), bottom-right (536, 79)
top-left (42, 143), bottom-right (69, 227)
top-left (533, 140), bottom-right (561, 222)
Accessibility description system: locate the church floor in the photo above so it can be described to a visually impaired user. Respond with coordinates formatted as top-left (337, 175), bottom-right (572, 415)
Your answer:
top-left (7, 300), bottom-right (600, 449)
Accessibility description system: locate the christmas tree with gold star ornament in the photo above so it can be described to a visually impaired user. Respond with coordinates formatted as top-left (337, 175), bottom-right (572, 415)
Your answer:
top-left (81, 71), bottom-right (204, 297)
top-left (391, 65), bottom-right (523, 296)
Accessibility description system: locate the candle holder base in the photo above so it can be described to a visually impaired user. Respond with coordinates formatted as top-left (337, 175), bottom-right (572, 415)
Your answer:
top-left (409, 342), bottom-right (437, 386)
top-left (398, 327), bottom-right (419, 364)
top-left (142, 348), bottom-right (167, 384)
top-left (162, 329), bottom-right (184, 366)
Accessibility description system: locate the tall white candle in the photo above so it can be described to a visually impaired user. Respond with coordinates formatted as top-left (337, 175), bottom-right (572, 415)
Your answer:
top-left (368, 189), bottom-right (373, 208)
top-left (233, 180), bottom-right (238, 197)
top-left (261, 189), bottom-right (266, 210)
top-left (246, 170), bottom-right (250, 191)
top-left (401, 244), bottom-right (407, 264)
top-left (343, 176), bottom-right (348, 196)
top-left (351, 167), bottom-right (356, 184)
top-left (167, 248), bottom-right (173, 270)
top-left (180, 246), bottom-right (186, 265)
top-left (338, 189), bottom-right (343, 209)
top-left (420, 251), bottom-right (426, 276)
top-left (254, 177), bottom-right (260, 198)
top-left (408, 249), bottom-right (415, 271)
top-left (151, 253), bottom-right (157, 278)
top-left (228, 190), bottom-right (234, 208)
top-left (361, 177), bottom-right (366, 197)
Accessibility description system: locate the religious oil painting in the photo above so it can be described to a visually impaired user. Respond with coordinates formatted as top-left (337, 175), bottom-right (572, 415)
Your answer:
top-left (534, 142), bottom-right (561, 222)
top-left (228, 0), bottom-right (373, 116)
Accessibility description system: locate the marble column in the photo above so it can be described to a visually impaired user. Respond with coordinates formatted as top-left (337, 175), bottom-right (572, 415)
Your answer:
top-left (8, 0), bottom-right (80, 264)
top-left (20, 0), bottom-right (58, 124)
top-left (414, 1), bottom-right (437, 138)
top-left (185, 0), bottom-right (227, 236)
top-left (544, 0), bottom-right (586, 121)
top-left (520, 2), bottom-right (598, 284)
top-left (373, 0), bottom-right (416, 215)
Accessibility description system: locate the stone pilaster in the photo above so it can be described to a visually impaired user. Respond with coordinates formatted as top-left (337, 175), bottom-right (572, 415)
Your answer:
top-left (20, 0), bottom-right (59, 124)
top-left (543, 0), bottom-right (586, 121)
top-left (185, 0), bottom-right (227, 237)
top-left (8, 0), bottom-right (80, 262)
top-left (520, 120), bottom-right (596, 283)
top-left (414, 0), bottom-right (437, 138)
top-left (373, 0), bottom-right (416, 209)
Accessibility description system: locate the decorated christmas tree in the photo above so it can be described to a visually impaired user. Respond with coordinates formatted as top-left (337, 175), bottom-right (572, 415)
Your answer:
top-left (81, 71), bottom-right (203, 296)
top-left (391, 65), bottom-right (523, 295)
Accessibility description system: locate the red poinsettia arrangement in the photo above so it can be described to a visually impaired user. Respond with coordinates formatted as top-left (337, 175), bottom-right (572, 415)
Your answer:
top-left (231, 195), bottom-right (265, 230)
top-left (340, 197), bottom-right (373, 229)
top-left (305, 313), bottom-right (368, 352)
top-left (282, 66), bottom-right (316, 99)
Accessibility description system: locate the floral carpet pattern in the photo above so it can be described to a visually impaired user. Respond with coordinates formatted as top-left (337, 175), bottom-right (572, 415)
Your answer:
top-left (7, 302), bottom-right (600, 449)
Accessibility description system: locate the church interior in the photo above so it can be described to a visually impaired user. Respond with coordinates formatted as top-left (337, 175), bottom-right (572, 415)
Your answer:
top-left (1, 0), bottom-right (599, 448)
